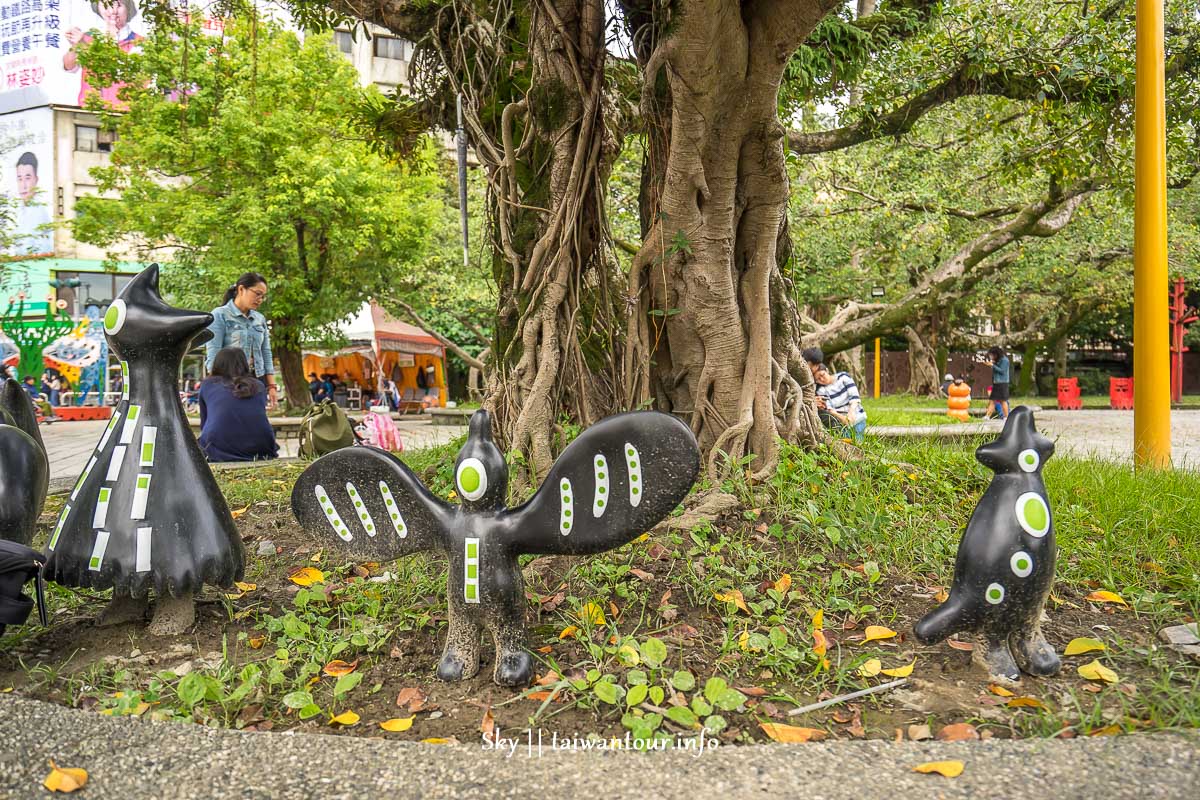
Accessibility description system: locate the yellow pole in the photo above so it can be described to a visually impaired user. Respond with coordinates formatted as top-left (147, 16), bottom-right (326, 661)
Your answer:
top-left (873, 337), bottom-right (881, 399)
top-left (1133, 0), bottom-right (1171, 468)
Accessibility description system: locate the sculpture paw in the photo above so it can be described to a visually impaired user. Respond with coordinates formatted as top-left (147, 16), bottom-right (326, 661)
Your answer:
top-left (982, 640), bottom-right (1021, 683)
top-left (436, 648), bottom-right (479, 682)
top-left (1012, 633), bottom-right (1061, 677)
top-left (494, 651), bottom-right (533, 687)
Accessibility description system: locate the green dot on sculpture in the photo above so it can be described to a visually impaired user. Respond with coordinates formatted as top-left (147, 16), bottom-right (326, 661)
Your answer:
top-left (460, 467), bottom-right (480, 494)
top-left (1023, 497), bottom-right (1047, 530)
top-left (104, 304), bottom-right (119, 330)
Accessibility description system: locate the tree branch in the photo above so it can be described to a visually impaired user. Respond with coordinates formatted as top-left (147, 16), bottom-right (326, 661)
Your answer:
top-left (390, 298), bottom-right (486, 371)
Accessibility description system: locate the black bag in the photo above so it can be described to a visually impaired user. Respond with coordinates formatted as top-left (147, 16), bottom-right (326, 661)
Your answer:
top-left (0, 540), bottom-right (46, 639)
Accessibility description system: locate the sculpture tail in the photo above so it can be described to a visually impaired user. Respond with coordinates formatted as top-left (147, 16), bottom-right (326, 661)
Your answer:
top-left (914, 595), bottom-right (973, 645)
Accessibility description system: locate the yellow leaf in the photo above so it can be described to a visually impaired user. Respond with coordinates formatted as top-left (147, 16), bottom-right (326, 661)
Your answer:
top-left (811, 609), bottom-right (824, 630)
top-left (380, 717), bottom-right (414, 732)
top-left (322, 659), bottom-right (359, 677)
top-left (1006, 696), bottom-right (1047, 709)
top-left (634, 533), bottom-right (650, 542)
top-left (812, 629), bottom-right (829, 657)
top-left (863, 625), bottom-right (897, 642)
top-left (581, 602), bottom-right (606, 626)
top-left (738, 631), bottom-right (751, 651)
top-left (43, 761), bottom-right (88, 793)
top-left (1085, 590), bottom-right (1127, 606)
top-left (421, 737), bottom-right (453, 744)
top-left (310, 553), bottom-right (322, 563)
top-left (988, 684), bottom-right (1015, 697)
top-left (559, 625), bottom-right (578, 640)
top-left (857, 658), bottom-right (882, 677)
top-left (329, 710), bottom-right (360, 726)
top-left (234, 581), bottom-right (257, 592)
top-left (881, 661), bottom-right (915, 678)
top-left (1088, 724), bottom-right (1122, 737)
top-left (230, 505), bottom-right (250, 519)
top-left (913, 761), bottom-right (964, 778)
top-left (288, 567), bottom-right (325, 587)
top-left (1078, 659), bottom-right (1119, 684)
top-left (1064, 637), bottom-right (1106, 656)
top-left (714, 589), bottom-right (749, 614)
top-left (248, 635), bottom-right (266, 650)
top-left (933, 587), bottom-right (949, 603)
top-left (774, 574), bottom-right (792, 594)
top-left (759, 723), bottom-right (827, 743)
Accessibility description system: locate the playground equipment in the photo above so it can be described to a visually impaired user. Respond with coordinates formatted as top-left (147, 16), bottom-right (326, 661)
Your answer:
top-left (947, 380), bottom-right (971, 421)
top-left (1170, 277), bottom-right (1197, 404)
top-left (1056, 377), bottom-right (1081, 410)
top-left (1110, 378), bottom-right (1135, 410)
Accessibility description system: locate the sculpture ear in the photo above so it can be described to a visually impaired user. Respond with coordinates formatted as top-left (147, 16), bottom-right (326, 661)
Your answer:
top-left (191, 329), bottom-right (214, 348)
top-left (0, 378), bottom-right (45, 455)
top-left (502, 412), bottom-right (699, 556)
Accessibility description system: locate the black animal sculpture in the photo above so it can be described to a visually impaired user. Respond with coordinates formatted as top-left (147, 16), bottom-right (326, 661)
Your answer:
top-left (292, 409), bottom-right (700, 686)
top-left (0, 378), bottom-right (48, 547)
top-left (914, 406), bottom-right (1060, 681)
top-left (43, 265), bottom-right (244, 632)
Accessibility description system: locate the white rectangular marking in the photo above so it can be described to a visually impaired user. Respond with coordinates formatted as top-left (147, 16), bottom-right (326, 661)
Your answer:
top-left (92, 487), bottom-right (112, 529)
top-left (70, 456), bottom-right (97, 501)
top-left (97, 412), bottom-right (121, 451)
top-left (88, 531), bottom-right (111, 571)
top-left (131, 473), bottom-right (152, 520)
top-left (139, 426), bottom-right (157, 466)
top-left (135, 527), bottom-right (152, 572)
top-left (106, 446), bottom-right (126, 481)
top-left (118, 405), bottom-right (141, 445)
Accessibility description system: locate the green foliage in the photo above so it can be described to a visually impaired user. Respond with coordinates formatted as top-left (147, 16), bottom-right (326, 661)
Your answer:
top-left (70, 17), bottom-right (441, 375)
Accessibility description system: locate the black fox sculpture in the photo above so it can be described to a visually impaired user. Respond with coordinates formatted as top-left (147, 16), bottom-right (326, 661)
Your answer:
top-left (292, 409), bottom-right (700, 686)
top-left (914, 406), bottom-right (1060, 681)
top-left (0, 378), bottom-right (48, 547)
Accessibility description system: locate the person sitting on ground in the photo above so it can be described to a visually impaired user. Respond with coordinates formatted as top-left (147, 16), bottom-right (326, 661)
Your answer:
top-left (813, 363), bottom-right (868, 442)
top-left (308, 372), bottom-right (324, 402)
top-left (197, 347), bottom-right (279, 463)
top-left (938, 373), bottom-right (954, 398)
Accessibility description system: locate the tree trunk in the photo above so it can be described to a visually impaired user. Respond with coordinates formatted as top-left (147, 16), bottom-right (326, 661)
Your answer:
top-left (904, 323), bottom-right (940, 396)
top-left (1016, 342), bottom-right (1038, 396)
top-left (272, 323), bottom-right (310, 412)
top-left (1054, 336), bottom-right (1069, 380)
top-left (625, 0), bottom-right (838, 477)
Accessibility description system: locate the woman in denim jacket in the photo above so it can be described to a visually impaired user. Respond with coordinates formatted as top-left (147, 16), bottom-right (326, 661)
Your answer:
top-left (205, 272), bottom-right (278, 408)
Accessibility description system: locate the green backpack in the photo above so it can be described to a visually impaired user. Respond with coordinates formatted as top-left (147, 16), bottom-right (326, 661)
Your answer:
top-left (298, 400), bottom-right (356, 459)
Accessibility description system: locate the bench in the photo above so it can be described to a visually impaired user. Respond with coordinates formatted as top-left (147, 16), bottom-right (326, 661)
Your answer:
top-left (427, 407), bottom-right (473, 426)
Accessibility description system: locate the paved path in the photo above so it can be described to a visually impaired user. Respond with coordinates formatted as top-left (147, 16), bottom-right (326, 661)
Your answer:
top-left (39, 416), bottom-right (466, 483)
top-left (0, 694), bottom-right (1195, 799)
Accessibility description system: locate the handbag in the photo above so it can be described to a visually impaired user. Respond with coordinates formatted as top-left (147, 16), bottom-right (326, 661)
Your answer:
top-left (298, 399), bottom-right (356, 459)
top-left (0, 540), bottom-right (47, 640)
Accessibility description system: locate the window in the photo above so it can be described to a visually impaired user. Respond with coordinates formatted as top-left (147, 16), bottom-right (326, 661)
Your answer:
top-left (53, 272), bottom-right (131, 318)
top-left (75, 126), bottom-right (118, 153)
top-left (334, 30), bottom-right (353, 54)
top-left (373, 36), bottom-right (410, 61)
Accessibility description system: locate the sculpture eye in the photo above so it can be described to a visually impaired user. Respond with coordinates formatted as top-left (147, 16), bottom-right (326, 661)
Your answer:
top-left (104, 299), bottom-right (128, 335)
top-left (456, 457), bottom-right (488, 501)
top-left (1018, 449), bottom-right (1039, 473)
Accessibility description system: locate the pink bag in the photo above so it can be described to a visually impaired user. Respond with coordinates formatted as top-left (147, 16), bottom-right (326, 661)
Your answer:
top-left (358, 408), bottom-right (402, 452)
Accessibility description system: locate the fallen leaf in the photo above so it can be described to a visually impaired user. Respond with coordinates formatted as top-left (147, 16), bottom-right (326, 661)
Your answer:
top-left (526, 690), bottom-right (557, 702)
top-left (863, 625), bottom-right (897, 642)
top-left (936, 722), bottom-right (979, 741)
top-left (1088, 724), bottom-right (1122, 737)
top-left (811, 609), bottom-right (824, 629)
top-left (1078, 659), bottom-right (1119, 684)
top-left (481, 708), bottom-right (496, 742)
top-left (831, 709), bottom-right (853, 724)
top-left (881, 661), bottom-right (915, 678)
top-left (714, 589), bottom-right (750, 614)
top-left (908, 724), bottom-right (933, 741)
top-left (913, 761), bottom-right (964, 778)
top-left (288, 566), bottom-right (325, 587)
top-left (774, 574), bottom-right (792, 594)
top-left (248, 635), bottom-right (266, 650)
top-left (947, 639), bottom-right (974, 651)
top-left (380, 717), bottom-right (414, 732)
top-left (1064, 637), bottom-right (1106, 656)
top-left (536, 645), bottom-right (553, 654)
top-left (1085, 590), bottom-right (1127, 606)
top-left (759, 723), bottom-right (827, 743)
top-left (43, 761), bottom-right (88, 793)
top-left (535, 671), bottom-right (560, 686)
top-left (988, 684), bottom-right (1015, 697)
top-left (234, 581), bottom-right (256, 592)
top-left (322, 659), bottom-right (359, 677)
top-left (1142, 561), bottom-right (1165, 575)
top-left (812, 629), bottom-right (829, 657)
top-left (329, 710), bottom-right (360, 726)
top-left (738, 631), bottom-right (754, 651)
top-left (1006, 696), bottom-right (1047, 710)
top-left (737, 686), bottom-right (767, 697)
top-left (933, 587), bottom-right (950, 603)
top-left (857, 658), bottom-right (882, 677)
top-left (630, 568), bottom-right (655, 582)
top-left (581, 602), bottom-right (606, 626)
top-left (396, 687), bottom-right (430, 713)
top-left (559, 625), bottom-right (578, 639)
top-left (421, 737), bottom-right (453, 744)
top-left (230, 505), bottom-right (250, 519)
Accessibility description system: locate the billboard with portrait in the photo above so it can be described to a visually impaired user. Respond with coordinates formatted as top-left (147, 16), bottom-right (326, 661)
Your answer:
top-left (0, 105), bottom-right (53, 255)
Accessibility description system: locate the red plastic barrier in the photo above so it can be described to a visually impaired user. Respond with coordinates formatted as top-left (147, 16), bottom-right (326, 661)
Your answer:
top-left (1109, 377), bottom-right (1134, 410)
top-left (1056, 377), bottom-right (1082, 410)
top-left (52, 406), bottom-right (117, 422)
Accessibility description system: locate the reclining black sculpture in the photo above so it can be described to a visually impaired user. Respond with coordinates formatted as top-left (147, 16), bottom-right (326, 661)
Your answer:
top-left (0, 378), bottom-right (48, 548)
top-left (292, 409), bottom-right (700, 686)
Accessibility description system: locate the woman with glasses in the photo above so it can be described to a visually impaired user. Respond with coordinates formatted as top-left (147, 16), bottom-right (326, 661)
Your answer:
top-left (205, 272), bottom-right (278, 408)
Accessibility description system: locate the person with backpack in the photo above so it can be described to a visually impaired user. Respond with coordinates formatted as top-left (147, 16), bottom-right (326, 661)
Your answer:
top-left (198, 348), bottom-right (279, 462)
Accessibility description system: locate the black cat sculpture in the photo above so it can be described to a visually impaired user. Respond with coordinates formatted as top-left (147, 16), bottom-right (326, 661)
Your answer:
top-left (292, 409), bottom-right (700, 686)
top-left (43, 265), bottom-right (244, 631)
top-left (0, 378), bottom-right (48, 547)
top-left (914, 406), bottom-right (1060, 681)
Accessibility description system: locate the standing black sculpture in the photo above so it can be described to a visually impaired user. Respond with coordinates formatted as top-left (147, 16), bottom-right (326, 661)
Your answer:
top-left (0, 378), bottom-right (48, 547)
top-left (914, 406), bottom-right (1060, 681)
top-left (292, 409), bottom-right (699, 686)
top-left (43, 265), bottom-right (244, 634)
